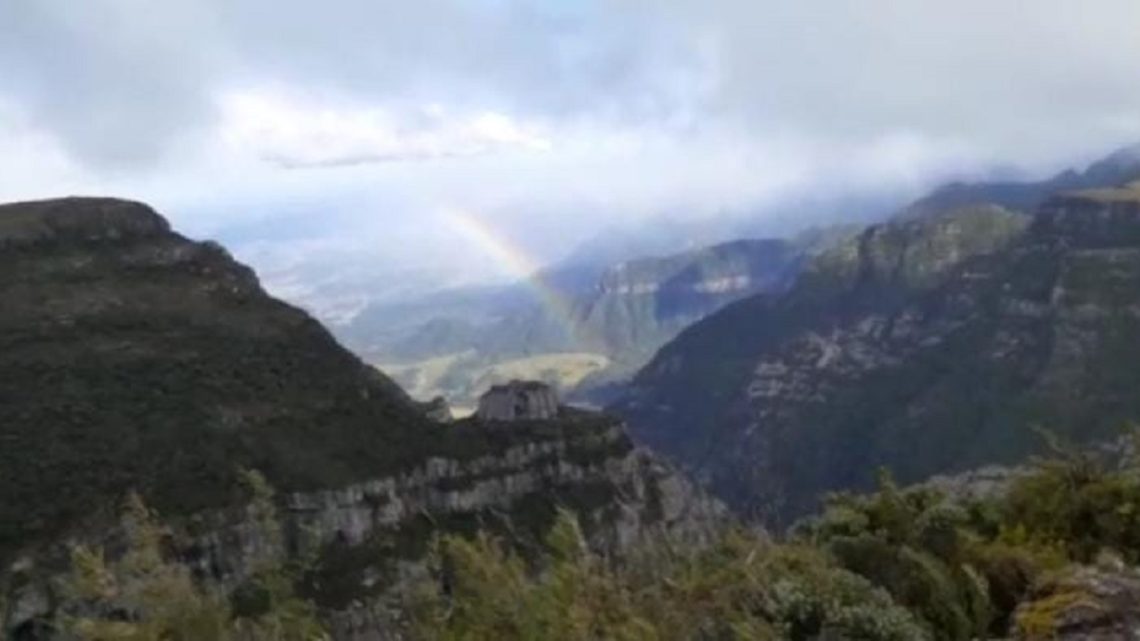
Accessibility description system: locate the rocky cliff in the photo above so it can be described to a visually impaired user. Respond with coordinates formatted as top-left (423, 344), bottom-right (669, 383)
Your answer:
top-left (573, 238), bottom-right (807, 372)
top-left (0, 198), bottom-right (724, 639)
top-left (6, 413), bottom-right (724, 640)
top-left (613, 191), bottom-right (1140, 519)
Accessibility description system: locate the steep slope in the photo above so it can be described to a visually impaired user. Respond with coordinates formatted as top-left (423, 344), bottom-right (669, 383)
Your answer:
top-left (611, 198), bottom-right (1140, 518)
top-left (575, 238), bottom-right (806, 368)
top-left (0, 197), bottom-right (722, 590)
top-left (0, 198), bottom-right (442, 558)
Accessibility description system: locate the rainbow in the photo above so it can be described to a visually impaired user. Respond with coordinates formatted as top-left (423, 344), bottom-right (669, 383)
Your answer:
top-left (441, 207), bottom-right (587, 347)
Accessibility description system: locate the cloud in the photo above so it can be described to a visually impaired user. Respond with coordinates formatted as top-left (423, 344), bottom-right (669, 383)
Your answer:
top-left (0, 98), bottom-right (97, 202)
top-left (6, 0), bottom-right (1140, 175)
top-left (0, 1), bottom-right (220, 168)
top-left (217, 90), bottom-right (552, 167)
top-left (659, 0), bottom-right (1140, 162)
top-left (3, 0), bottom-right (1140, 305)
top-left (0, 0), bottom-right (693, 168)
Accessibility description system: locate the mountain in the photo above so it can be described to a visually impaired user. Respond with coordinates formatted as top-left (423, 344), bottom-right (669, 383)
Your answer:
top-left (902, 143), bottom-right (1140, 218)
top-left (613, 177), bottom-right (1140, 521)
top-left (582, 239), bottom-right (804, 356)
top-left (0, 198), bottom-right (723, 637)
top-left (337, 147), bottom-right (1140, 413)
top-left (339, 232), bottom-right (838, 410)
top-left (0, 197), bottom-right (423, 555)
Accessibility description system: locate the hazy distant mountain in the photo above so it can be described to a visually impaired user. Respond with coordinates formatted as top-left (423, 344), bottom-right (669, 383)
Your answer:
top-left (338, 229), bottom-right (857, 409)
top-left (901, 142), bottom-right (1140, 218)
top-left (562, 191), bottom-right (901, 273)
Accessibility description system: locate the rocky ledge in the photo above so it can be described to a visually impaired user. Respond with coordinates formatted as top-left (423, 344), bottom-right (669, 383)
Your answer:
top-left (4, 414), bottom-right (726, 640)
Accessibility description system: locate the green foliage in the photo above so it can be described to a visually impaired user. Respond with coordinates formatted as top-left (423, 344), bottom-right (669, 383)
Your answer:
top-left (1013, 589), bottom-right (1098, 640)
top-left (398, 432), bottom-right (1140, 640)
top-left (60, 487), bottom-right (328, 641)
top-left (62, 493), bottom-right (235, 641)
top-left (408, 510), bottom-right (928, 641)
top-left (23, 428), bottom-right (1140, 641)
top-left (800, 471), bottom-right (989, 640)
top-left (1001, 434), bottom-right (1140, 563)
top-left (790, 434), bottom-right (1140, 639)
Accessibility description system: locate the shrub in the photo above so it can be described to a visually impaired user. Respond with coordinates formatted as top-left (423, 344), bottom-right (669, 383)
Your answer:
top-left (409, 511), bottom-right (928, 641)
top-left (60, 479), bottom-right (328, 641)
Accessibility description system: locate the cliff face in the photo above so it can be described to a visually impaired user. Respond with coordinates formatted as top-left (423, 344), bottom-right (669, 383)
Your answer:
top-left (0, 198), bottom-right (725, 639)
top-left (612, 197), bottom-right (1140, 518)
top-left (575, 238), bottom-right (806, 369)
top-left (6, 414), bottom-right (723, 640)
top-left (286, 422), bottom-right (724, 640)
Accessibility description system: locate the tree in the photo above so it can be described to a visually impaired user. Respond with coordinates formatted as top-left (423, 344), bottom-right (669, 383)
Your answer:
top-left (62, 473), bottom-right (328, 641)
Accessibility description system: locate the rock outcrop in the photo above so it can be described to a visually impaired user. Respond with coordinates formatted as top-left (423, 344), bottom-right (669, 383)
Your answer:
top-left (0, 197), bottom-right (726, 640)
top-left (476, 380), bottom-right (560, 421)
top-left (1013, 564), bottom-right (1140, 640)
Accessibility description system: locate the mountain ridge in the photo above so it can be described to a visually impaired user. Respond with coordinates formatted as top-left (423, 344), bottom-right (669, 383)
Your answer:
top-left (901, 142), bottom-right (1140, 218)
top-left (613, 172), bottom-right (1140, 519)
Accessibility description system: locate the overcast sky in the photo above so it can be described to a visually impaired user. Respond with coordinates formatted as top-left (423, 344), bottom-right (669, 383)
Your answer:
top-left (3, 0), bottom-right (1140, 313)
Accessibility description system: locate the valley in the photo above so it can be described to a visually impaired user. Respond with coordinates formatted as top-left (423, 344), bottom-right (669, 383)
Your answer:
top-left (339, 232), bottom-right (851, 410)
top-left (379, 350), bottom-right (611, 416)
top-left (6, 147), bottom-right (1140, 639)
top-left (8, 5), bottom-right (1140, 639)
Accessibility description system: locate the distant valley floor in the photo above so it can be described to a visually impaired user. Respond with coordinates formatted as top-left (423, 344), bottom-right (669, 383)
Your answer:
top-left (378, 350), bottom-right (612, 415)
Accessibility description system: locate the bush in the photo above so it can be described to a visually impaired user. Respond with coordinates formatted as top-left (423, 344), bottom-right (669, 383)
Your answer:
top-left (41, 429), bottom-right (1140, 641)
top-left (60, 477), bottom-right (328, 641)
top-left (408, 511), bottom-right (928, 641)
